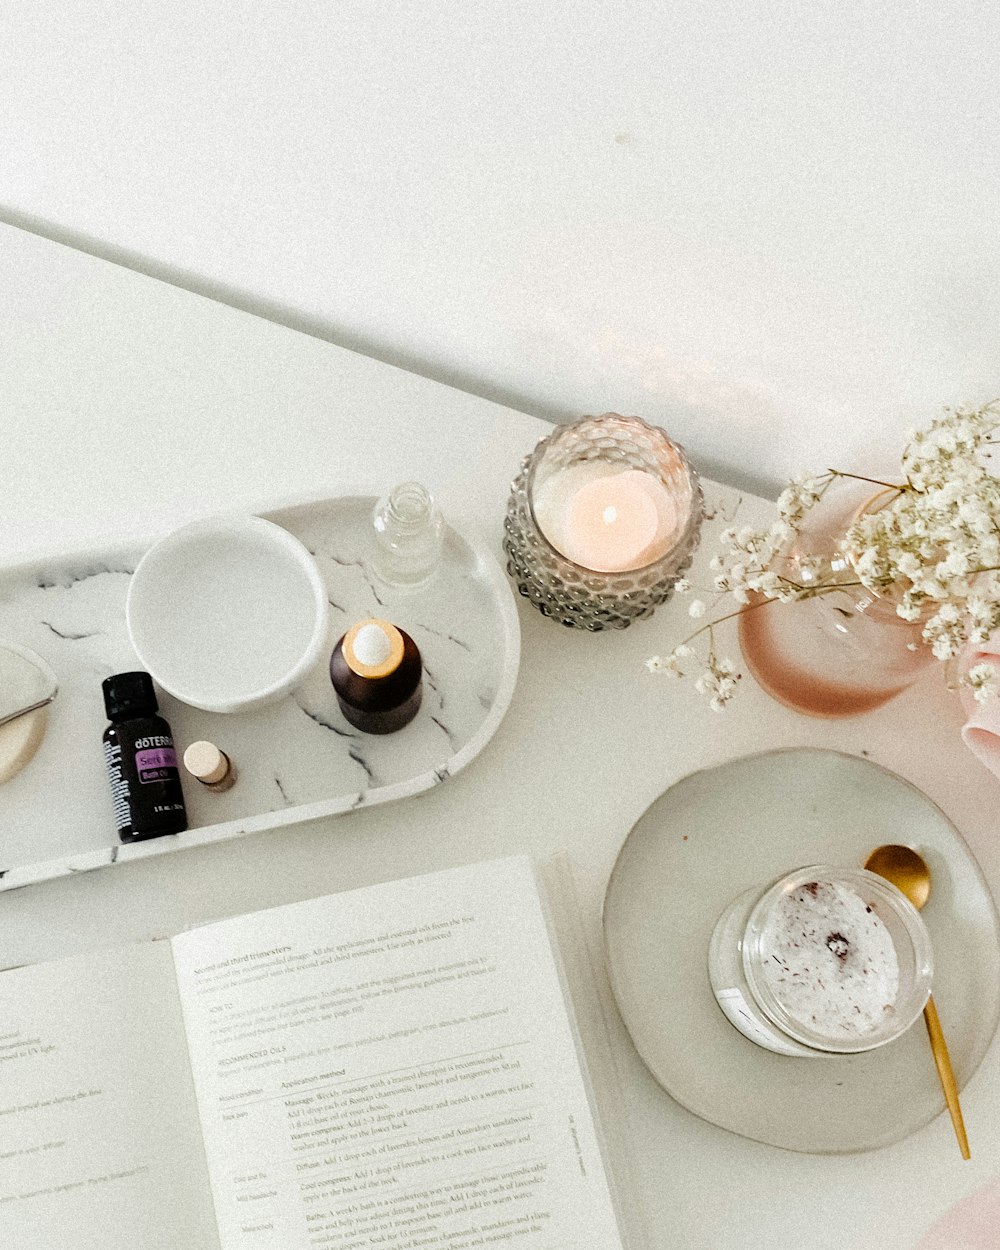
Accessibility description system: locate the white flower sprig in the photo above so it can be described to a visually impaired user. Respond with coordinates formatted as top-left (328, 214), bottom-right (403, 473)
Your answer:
top-left (649, 401), bottom-right (1000, 707)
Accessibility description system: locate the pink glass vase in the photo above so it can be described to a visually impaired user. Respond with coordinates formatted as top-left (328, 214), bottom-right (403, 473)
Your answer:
top-left (737, 483), bottom-right (934, 717)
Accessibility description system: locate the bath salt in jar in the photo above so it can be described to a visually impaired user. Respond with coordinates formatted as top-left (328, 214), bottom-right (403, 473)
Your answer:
top-left (708, 865), bottom-right (933, 1057)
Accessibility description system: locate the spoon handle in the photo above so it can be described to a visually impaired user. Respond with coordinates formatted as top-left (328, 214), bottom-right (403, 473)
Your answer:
top-left (924, 995), bottom-right (970, 1159)
top-left (0, 695), bottom-right (55, 729)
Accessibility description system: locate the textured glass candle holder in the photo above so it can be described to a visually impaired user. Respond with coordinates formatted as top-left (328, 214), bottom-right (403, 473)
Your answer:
top-left (503, 414), bottom-right (703, 630)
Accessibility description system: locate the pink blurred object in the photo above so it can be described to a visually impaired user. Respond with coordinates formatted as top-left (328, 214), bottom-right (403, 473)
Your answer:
top-left (916, 1176), bottom-right (1000, 1249)
top-left (959, 634), bottom-right (1000, 778)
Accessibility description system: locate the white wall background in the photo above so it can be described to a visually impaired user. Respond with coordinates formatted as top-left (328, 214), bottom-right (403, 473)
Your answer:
top-left (2, 0), bottom-right (998, 493)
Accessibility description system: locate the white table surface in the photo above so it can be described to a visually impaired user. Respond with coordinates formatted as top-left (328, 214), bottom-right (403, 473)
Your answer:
top-left (4, 2), bottom-right (997, 493)
top-left (3, 221), bottom-right (1000, 1250)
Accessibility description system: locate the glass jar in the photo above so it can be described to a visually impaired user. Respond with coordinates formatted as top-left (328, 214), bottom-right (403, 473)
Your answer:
top-left (737, 482), bottom-right (934, 716)
top-left (371, 482), bottom-right (444, 587)
top-left (708, 865), bottom-right (933, 1057)
top-left (503, 414), bottom-right (703, 630)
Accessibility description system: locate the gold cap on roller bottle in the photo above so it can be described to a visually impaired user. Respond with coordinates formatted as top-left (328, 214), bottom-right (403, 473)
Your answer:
top-left (342, 619), bottom-right (405, 680)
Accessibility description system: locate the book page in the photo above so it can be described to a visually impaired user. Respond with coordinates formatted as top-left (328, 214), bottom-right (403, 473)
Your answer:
top-left (172, 856), bottom-right (626, 1250)
top-left (0, 942), bottom-right (219, 1250)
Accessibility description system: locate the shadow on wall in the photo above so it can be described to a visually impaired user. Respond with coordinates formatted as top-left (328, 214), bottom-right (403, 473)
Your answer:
top-left (581, 325), bottom-right (788, 498)
top-left (0, 204), bottom-right (782, 499)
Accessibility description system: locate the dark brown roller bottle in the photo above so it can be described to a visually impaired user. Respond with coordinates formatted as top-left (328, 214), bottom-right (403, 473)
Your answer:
top-left (102, 671), bottom-right (188, 841)
top-left (330, 619), bottom-right (422, 734)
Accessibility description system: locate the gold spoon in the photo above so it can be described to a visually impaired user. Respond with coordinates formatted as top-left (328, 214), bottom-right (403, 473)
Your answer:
top-left (865, 844), bottom-right (970, 1160)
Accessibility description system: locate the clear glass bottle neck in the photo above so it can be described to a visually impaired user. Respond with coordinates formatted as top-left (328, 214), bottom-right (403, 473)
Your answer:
top-left (385, 482), bottom-right (435, 531)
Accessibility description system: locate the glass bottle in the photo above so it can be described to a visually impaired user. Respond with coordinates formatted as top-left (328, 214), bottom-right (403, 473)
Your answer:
top-left (708, 865), bottom-right (932, 1056)
top-left (183, 740), bottom-right (237, 792)
top-left (102, 671), bottom-right (187, 840)
top-left (329, 618), bottom-right (423, 733)
top-left (371, 482), bottom-right (444, 587)
top-left (737, 482), bottom-right (934, 716)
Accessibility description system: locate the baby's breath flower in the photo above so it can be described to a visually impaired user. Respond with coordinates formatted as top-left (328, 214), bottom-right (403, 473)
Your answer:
top-left (695, 654), bottom-right (741, 710)
top-left (963, 663), bottom-right (1000, 703)
top-left (646, 650), bottom-right (685, 678)
top-left (651, 400), bottom-right (1000, 707)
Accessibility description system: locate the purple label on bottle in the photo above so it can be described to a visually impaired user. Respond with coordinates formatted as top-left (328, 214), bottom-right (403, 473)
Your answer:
top-left (136, 747), bottom-right (178, 783)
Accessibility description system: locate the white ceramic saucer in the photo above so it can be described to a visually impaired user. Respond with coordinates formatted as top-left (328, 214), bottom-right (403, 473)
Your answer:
top-left (127, 515), bottom-right (329, 713)
top-left (603, 748), bottom-right (1000, 1153)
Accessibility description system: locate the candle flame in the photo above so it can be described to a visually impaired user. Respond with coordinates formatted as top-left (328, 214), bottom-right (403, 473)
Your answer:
top-left (603, 506), bottom-right (618, 525)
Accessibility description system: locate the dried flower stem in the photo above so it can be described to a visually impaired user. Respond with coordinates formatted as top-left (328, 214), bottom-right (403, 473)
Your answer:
top-left (651, 401), bottom-right (1000, 707)
top-left (826, 469), bottom-right (910, 494)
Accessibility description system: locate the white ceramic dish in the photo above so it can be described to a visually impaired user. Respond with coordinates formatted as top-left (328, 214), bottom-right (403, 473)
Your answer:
top-left (126, 515), bottom-right (329, 713)
top-left (603, 748), bottom-right (1000, 1154)
top-left (0, 494), bottom-right (520, 892)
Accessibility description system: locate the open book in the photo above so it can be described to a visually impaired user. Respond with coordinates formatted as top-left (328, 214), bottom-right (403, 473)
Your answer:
top-left (0, 857), bottom-right (631, 1249)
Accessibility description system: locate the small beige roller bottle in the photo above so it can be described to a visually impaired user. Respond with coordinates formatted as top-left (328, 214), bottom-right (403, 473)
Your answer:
top-left (183, 740), bottom-right (237, 792)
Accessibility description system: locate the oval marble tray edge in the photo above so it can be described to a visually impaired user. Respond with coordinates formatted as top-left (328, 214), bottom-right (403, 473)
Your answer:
top-left (0, 493), bottom-right (521, 893)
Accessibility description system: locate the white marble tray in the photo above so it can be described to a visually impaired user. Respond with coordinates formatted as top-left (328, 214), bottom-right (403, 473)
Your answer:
top-left (0, 496), bottom-right (520, 891)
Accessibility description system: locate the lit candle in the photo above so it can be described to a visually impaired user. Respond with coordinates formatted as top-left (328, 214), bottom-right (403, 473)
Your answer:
top-left (533, 465), bottom-right (679, 572)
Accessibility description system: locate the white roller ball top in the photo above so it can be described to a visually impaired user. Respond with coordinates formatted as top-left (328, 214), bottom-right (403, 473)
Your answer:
top-left (353, 622), bottom-right (393, 668)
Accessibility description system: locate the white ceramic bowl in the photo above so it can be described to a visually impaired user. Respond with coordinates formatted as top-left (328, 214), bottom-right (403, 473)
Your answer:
top-left (126, 515), bottom-right (329, 713)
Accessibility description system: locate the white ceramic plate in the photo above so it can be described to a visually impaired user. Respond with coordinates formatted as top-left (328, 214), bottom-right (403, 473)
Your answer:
top-left (603, 748), bottom-right (1000, 1153)
top-left (127, 515), bottom-right (329, 713)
